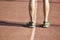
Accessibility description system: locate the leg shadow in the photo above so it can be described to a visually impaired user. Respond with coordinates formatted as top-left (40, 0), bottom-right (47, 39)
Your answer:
top-left (0, 0), bottom-right (28, 2)
top-left (36, 23), bottom-right (60, 28)
top-left (0, 0), bottom-right (15, 1)
top-left (5, 0), bottom-right (15, 1)
top-left (0, 21), bottom-right (28, 28)
top-left (36, 23), bottom-right (43, 28)
top-left (51, 24), bottom-right (60, 27)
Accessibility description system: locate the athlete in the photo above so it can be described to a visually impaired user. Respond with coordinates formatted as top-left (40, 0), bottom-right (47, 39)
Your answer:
top-left (27, 0), bottom-right (50, 28)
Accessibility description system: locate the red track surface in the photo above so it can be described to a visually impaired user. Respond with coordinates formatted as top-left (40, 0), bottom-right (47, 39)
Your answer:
top-left (0, 0), bottom-right (60, 40)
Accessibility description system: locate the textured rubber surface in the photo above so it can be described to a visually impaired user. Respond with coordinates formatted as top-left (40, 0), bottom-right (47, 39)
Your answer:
top-left (0, 0), bottom-right (60, 40)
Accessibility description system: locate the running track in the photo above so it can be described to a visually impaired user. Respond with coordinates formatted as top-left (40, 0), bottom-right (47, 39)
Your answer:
top-left (0, 0), bottom-right (60, 40)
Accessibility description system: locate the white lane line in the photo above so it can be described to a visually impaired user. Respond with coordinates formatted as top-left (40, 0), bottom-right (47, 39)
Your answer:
top-left (30, 27), bottom-right (36, 40)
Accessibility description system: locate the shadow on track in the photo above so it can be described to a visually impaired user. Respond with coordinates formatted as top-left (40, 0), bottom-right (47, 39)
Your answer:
top-left (36, 23), bottom-right (60, 28)
top-left (0, 21), bottom-right (60, 28)
top-left (0, 0), bottom-right (28, 2)
top-left (0, 0), bottom-right (14, 1)
top-left (0, 21), bottom-right (27, 27)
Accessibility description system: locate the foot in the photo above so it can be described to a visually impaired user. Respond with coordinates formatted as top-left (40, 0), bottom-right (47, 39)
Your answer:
top-left (27, 21), bottom-right (35, 28)
top-left (43, 21), bottom-right (50, 28)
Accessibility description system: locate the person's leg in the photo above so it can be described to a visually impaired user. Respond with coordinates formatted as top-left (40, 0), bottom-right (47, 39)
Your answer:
top-left (43, 0), bottom-right (50, 27)
top-left (27, 0), bottom-right (37, 28)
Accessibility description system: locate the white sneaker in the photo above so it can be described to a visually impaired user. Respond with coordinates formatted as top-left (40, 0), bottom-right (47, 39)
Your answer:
top-left (43, 21), bottom-right (50, 28)
top-left (27, 21), bottom-right (35, 28)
